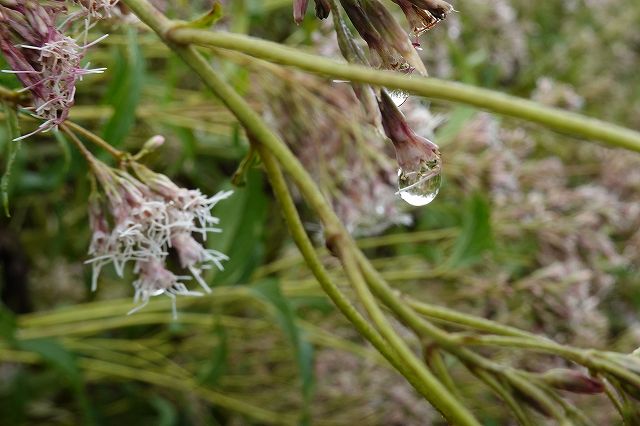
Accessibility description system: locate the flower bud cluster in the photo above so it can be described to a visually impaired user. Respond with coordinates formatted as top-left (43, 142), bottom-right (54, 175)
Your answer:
top-left (293, 0), bottom-right (452, 74)
top-left (86, 146), bottom-right (232, 317)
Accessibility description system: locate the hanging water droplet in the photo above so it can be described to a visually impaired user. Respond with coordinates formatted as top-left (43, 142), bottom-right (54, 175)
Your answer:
top-left (396, 161), bottom-right (442, 206)
top-left (389, 89), bottom-right (409, 107)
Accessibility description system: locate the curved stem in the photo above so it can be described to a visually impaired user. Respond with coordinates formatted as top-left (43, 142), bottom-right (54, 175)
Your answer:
top-left (258, 145), bottom-right (479, 425)
top-left (64, 121), bottom-right (125, 160)
top-left (336, 238), bottom-right (479, 425)
top-left (167, 27), bottom-right (640, 152)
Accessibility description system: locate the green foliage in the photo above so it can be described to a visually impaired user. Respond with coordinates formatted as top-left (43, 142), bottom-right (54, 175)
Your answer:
top-left (252, 279), bottom-right (315, 423)
top-left (102, 29), bottom-right (144, 149)
top-left (1, 102), bottom-right (20, 216)
top-left (0, 0), bottom-right (639, 424)
top-left (448, 192), bottom-right (493, 267)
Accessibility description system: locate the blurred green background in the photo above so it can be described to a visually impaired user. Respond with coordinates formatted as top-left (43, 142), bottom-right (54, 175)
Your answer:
top-left (1, 0), bottom-right (639, 424)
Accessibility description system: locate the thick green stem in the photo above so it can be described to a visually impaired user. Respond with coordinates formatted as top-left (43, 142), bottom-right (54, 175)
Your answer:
top-left (167, 27), bottom-right (640, 152)
top-left (336, 238), bottom-right (480, 426)
top-left (258, 146), bottom-right (478, 424)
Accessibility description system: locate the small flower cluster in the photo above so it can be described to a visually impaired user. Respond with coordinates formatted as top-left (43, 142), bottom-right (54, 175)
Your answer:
top-left (86, 141), bottom-right (232, 317)
top-left (71, 0), bottom-right (120, 19)
top-left (298, 0), bottom-right (453, 75)
top-left (0, 0), bottom-right (116, 140)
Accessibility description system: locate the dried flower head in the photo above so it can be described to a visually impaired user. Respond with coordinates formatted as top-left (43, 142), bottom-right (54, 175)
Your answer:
top-left (339, 0), bottom-right (427, 75)
top-left (392, 0), bottom-right (454, 36)
top-left (0, 0), bottom-right (108, 139)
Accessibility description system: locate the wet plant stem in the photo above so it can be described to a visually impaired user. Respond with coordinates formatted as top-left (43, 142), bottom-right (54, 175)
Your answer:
top-left (166, 28), bottom-right (640, 152)
top-left (257, 145), bottom-right (480, 425)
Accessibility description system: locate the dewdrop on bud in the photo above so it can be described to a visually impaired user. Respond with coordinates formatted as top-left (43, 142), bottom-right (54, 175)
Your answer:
top-left (379, 89), bottom-right (442, 206)
top-left (389, 89), bottom-right (410, 107)
top-left (397, 156), bottom-right (442, 206)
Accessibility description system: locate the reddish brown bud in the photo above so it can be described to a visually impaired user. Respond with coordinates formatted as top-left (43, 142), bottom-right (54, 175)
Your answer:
top-left (314, 0), bottom-right (330, 19)
top-left (540, 369), bottom-right (605, 394)
top-left (293, 0), bottom-right (309, 24)
top-left (379, 90), bottom-right (439, 172)
top-left (379, 90), bottom-right (441, 206)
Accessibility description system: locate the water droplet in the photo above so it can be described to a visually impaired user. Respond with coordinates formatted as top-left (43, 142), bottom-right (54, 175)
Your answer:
top-left (389, 89), bottom-right (409, 107)
top-left (397, 163), bottom-right (442, 206)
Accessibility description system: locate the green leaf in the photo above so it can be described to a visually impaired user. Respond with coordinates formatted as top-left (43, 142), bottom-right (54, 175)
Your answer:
top-left (17, 339), bottom-right (94, 425)
top-left (197, 317), bottom-right (228, 386)
top-left (180, 2), bottom-right (223, 29)
top-left (150, 395), bottom-right (178, 426)
top-left (447, 192), bottom-right (493, 267)
top-left (17, 339), bottom-right (81, 385)
top-left (0, 370), bottom-right (28, 425)
top-left (1, 101), bottom-right (21, 217)
top-left (102, 28), bottom-right (144, 148)
top-left (252, 279), bottom-right (314, 423)
top-left (208, 169), bottom-right (268, 285)
top-left (0, 304), bottom-right (16, 341)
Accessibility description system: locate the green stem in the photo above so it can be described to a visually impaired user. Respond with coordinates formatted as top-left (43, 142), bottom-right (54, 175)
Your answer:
top-left (0, 86), bottom-right (27, 104)
top-left (472, 368), bottom-right (534, 426)
top-left (258, 145), bottom-right (479, 424)
top-left (166, 27), bottom-right (640, 152)
top-left (64, 121), bottom-right (125, 160)
top-left (407, 297), bottom-right (539, 338)
top-left (336, 238), bottom-right (480, 426)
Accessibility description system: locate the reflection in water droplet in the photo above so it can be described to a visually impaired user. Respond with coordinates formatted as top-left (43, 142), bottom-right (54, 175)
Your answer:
top-left (389, 89), bottom-right (409, 107)
top-left (397, 163), bottom-right (442, 206)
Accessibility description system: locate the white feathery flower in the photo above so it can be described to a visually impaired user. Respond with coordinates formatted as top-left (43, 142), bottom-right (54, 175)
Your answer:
top-left (129, 259), bottom-right (199, 319)
top-left (171, 231), bottom-right (230, 293)
top-left (85, 157), bottom-right (232, 316)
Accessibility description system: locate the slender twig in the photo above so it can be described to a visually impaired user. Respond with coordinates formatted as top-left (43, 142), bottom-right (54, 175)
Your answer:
top-left (64, 121), bottom-right (125, 159)
top-left (60, 123), bottom-right (97, 163)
